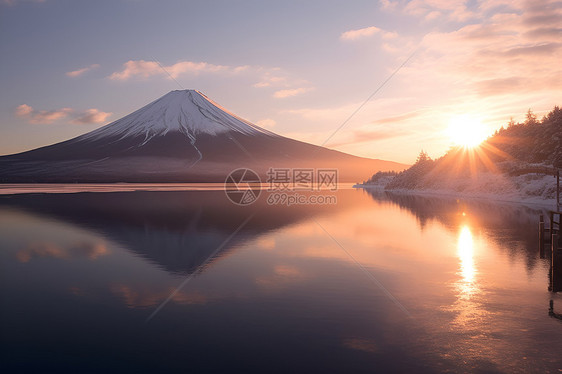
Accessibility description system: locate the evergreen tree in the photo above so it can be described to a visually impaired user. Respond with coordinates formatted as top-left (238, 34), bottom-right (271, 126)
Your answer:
top-left (525, 109), bottom-right (537, 125)
top-left (415, 150), bottom-right (431, 164)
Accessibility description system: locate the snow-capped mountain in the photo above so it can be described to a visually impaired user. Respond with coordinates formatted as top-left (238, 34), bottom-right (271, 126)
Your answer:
top-left (81, 90), bottom-right (276, 149)
top-left (0, 90), bottom-right (407, 182)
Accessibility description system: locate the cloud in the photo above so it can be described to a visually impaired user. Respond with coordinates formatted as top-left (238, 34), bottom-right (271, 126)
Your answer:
top-left (372, 111), bottom-right (424, 125)
top-left (252, 66), bottom-right (313, 90)
top-left (273, 87), bottom-right (313, 98)
top-left (386, 0), bottom-right (476, 22)
top-left (110, 60), bottom-right (312, 101)
top-left (253, 75), bottom-right (287, 88)
top-left (285, 101), bottom-right (360, 121)
top-left (66, 64), bottom-right (100, 78)
top-left (382, 0), bottom-right (562, 99)
top-left (340, 25), bottom-right (400, 46)
top-left (327, 128), bottom-right (407, 148)
top-left (523, 27), bottom-right (562, 39)
top-left (379, 0), bottom-right (397, 11)
top-left (108, 59), bottom-right (244, 81)
top-left (340, 26), bottom-right (381, 41)
top-left (255, 118), bottom-right (276, 129)
top-left (15, 104), bottom-right (111, 124)
top-left (71, 109), bottom-right (112, 124)
top-left (502, 42), bottom-right (562, 57)
top-left (15, 104), bottom-right (72, 124)
top-left (15, 104), bottom-right (33, 117)
top-left (425, 10), bottom-right (441, 20)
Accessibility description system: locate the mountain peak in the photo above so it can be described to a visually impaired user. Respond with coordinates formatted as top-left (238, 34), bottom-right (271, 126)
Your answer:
top-left (80, 89), bottom-right (275, 142)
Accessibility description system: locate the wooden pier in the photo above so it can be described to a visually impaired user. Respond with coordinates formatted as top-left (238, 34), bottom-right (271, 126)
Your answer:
top-left (540, 212), bottom-right (562, 320)
top-left (539, 212), bottom-right (562, 293)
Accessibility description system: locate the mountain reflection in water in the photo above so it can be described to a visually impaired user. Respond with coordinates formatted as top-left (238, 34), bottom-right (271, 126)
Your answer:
top-left (0, 188), bottom-right (560, 373)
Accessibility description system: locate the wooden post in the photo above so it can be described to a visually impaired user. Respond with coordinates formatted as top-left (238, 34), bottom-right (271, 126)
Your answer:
top-left (540, 215), bottom-right (545, 258)
top-left (553, 232), bottom-right (559, 292)
top-left (556, 169), bottom-right (560, 211)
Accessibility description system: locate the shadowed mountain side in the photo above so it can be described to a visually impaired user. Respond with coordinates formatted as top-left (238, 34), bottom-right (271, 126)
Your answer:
top-left (0, 132), bottom-right (404, 183)
top-left (361, 189), bottom-right (546, 271)
top-left (0, 190), bottom-right (361, 275)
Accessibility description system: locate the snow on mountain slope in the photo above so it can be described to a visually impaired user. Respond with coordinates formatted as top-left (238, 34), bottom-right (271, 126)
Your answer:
top-left (80, 90), bottom-right (277, 143)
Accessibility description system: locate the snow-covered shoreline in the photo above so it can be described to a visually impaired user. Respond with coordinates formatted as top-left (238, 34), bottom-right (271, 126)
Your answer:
top-left (353, 183), bottom-right (559, 210)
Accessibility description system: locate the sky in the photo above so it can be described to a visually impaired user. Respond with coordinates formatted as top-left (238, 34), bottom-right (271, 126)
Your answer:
top-left (1, 0), bottom-right (561, 164)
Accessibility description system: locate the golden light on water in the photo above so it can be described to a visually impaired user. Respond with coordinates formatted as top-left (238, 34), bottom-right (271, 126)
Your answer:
top-left (450, 224), bottom-right (484, 330)
top-left (457, 225), bottom-right (476, 284)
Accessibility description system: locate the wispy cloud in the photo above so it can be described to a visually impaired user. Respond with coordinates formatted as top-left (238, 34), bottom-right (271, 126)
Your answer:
top-left (401, 0), bottom-right (476, 22)
top-left (326, 128), bottom-right (407, 148)
top-left (340, 26), bottom-right (381, 41)
top-left (66, 64), bottom-right (100, 78)
top-left (285, 101), bottom-right (360, 121)
top-left (15, 104), bottom-right (72, 124)
top-left (340, 25), bottom-right (399, 42)
top-left (376, 0), bottom-right (562, 118)
top-left (15, 104), bottom-right (111, 124)
top-left (71, 109), bottom-right (112, 124)
top-left (108, 59), bottom-right (245, 81)
top-left (371, 111), bottom-right (424, 125)
top-left (273, 87), bottom-right (313, 98)
top-left (253, 74), bottom-right (287, 88)
top-left (253, 68), bottom-right (313, 102)
top-left (15, 104), bottom-right (33, 117)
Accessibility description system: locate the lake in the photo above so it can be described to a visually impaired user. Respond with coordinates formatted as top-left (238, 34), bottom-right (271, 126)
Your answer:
top-left (1, 186), bottom-right (561, 373)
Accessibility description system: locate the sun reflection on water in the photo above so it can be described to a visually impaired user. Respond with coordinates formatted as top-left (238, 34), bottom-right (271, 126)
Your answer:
top-left (449, 224), bottom-right (486, 331)
top-left (458, 225), bottom-right (476, 285)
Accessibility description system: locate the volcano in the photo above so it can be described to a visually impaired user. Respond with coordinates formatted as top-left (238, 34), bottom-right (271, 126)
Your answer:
top-left (0, 90), bottom-right (407, 182)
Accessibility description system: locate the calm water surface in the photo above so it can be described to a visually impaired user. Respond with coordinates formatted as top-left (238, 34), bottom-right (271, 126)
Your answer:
top-left (1, 187), bottom-right (561, 373)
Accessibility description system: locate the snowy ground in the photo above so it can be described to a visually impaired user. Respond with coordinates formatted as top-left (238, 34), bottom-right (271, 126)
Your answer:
top-left (355, 173), bottom-right (559, 210)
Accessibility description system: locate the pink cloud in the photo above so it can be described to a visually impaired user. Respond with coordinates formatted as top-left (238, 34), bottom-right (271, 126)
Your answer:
top-left (392, 0), bottom-right (476, 22)
top-left (15, 104), bottom-right (72, 124)
top-left (71, 109), bottom-right (112, 124)
top-left (15, 104), bottom-right (111, 124)
top-left (379, 0), bottom-right (397, 11)
top-left (340, 26), bottom-right (381, 41)
top-left (253, 75), bottom-right (287, 88)
top-left (108, 59), bottom-right (242, 81)
top-left (523, 27), bottom-right (562, 40)
top-left (391, 0), bottom-right (562, 99)
top-left (252, 68), bottom-right (311, 92)
top-left (425, 10), bottom-right (441, 20)
top-left (15, 104), bottom-right (33, 117)
top-left (327, 128), bottom-right (407, 148)
top-left (66, 64), bottom-right (100, 78)
top-left (273, 87), bottom-right (313, 98)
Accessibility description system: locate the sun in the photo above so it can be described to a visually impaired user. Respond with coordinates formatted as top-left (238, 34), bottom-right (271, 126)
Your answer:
top-left (447, 115), bottom-right (488, 148)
